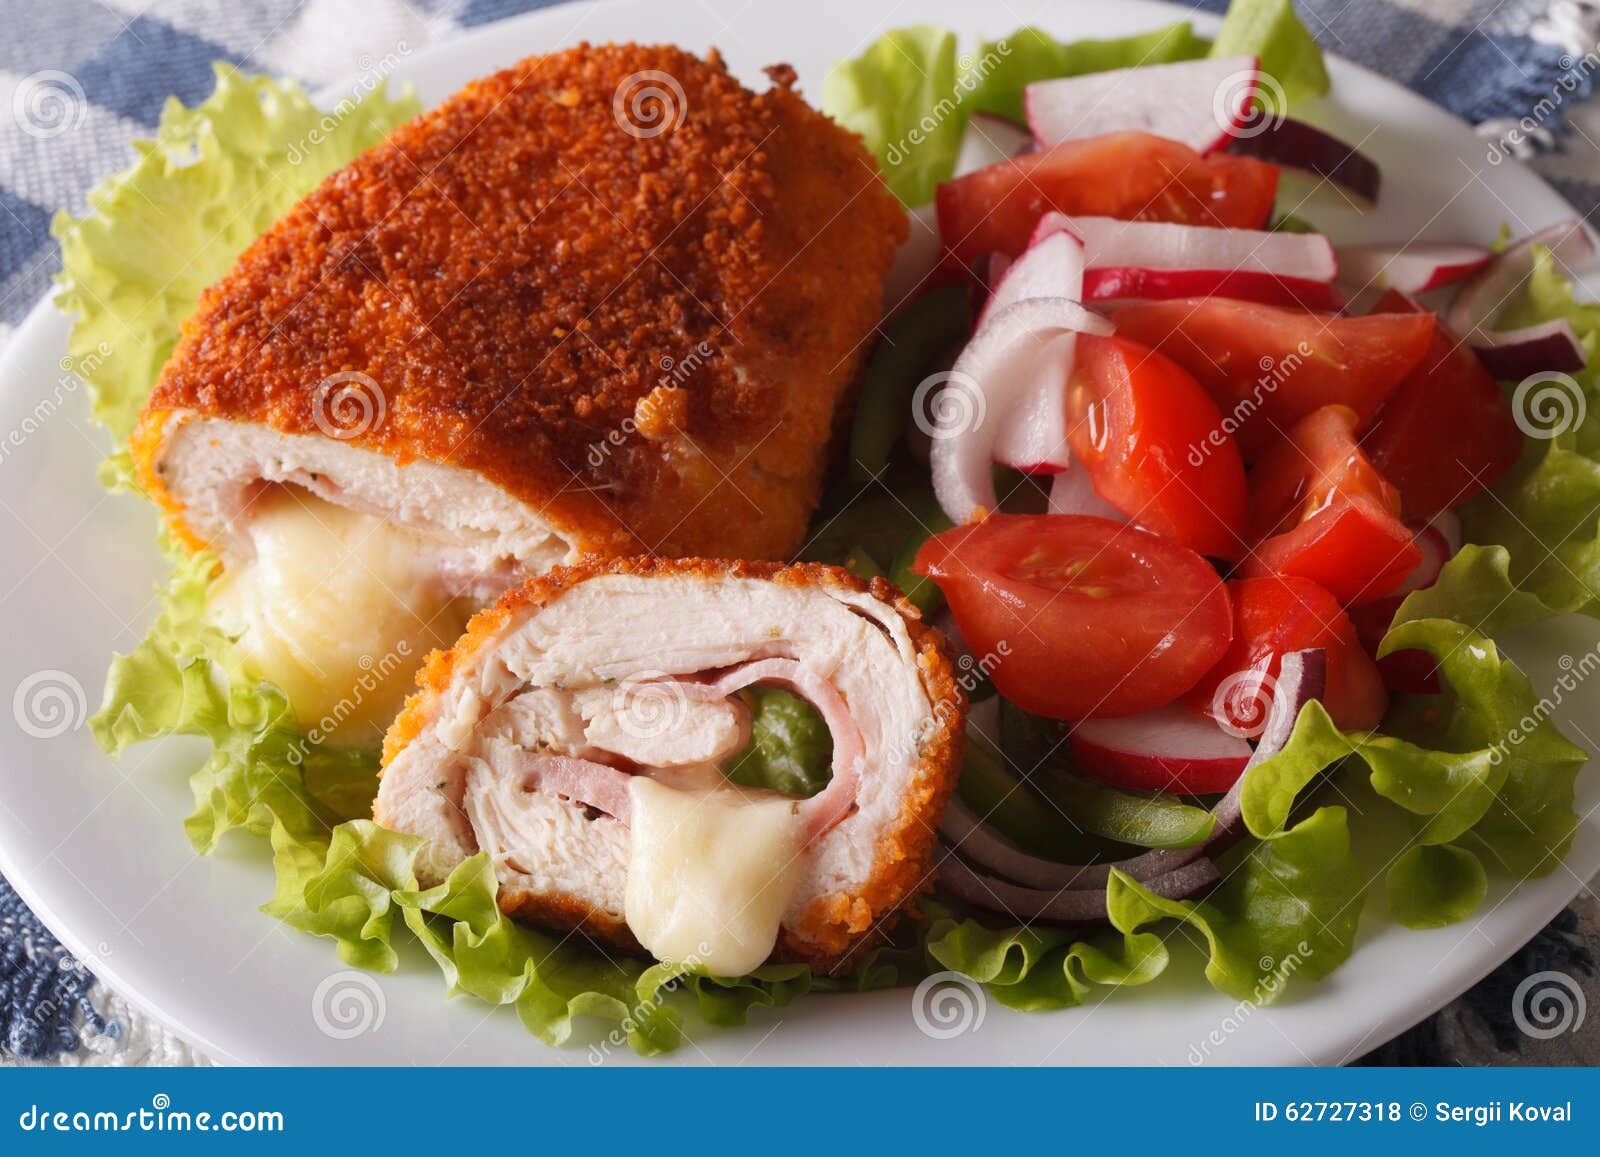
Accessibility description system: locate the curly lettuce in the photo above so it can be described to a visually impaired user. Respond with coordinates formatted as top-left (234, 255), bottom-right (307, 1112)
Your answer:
top-left (53, 65), bottom-right (419, 443)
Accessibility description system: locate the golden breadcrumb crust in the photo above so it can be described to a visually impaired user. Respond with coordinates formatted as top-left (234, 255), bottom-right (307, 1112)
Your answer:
top-left (135, 44), bottom-right (905, 562)
top-left (381, 556), bottom-right (966, 974)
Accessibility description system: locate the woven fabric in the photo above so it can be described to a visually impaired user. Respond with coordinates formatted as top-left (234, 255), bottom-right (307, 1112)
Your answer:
top-left (0, 0), bottom-right (1596, 1066)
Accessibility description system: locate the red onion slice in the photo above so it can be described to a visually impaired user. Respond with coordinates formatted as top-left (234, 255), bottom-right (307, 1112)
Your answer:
top-left (1227, 117), bottom-right (1381, 204)
top-left (1025, 55), bottom-right (1260, 155)
top-left (929, 297), bottom-right (1111, 523)
top-left (1468, 320), bottom-right (1587, 379)
top-left (936, 845), bottom-right (1222, 925)
top-left (1445, 219), bottom-right (1596, 376)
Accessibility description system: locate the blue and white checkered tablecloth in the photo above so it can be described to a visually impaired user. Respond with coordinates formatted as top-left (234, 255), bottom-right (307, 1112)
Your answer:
top-left (0, 0), bottom-right (1596, 1066)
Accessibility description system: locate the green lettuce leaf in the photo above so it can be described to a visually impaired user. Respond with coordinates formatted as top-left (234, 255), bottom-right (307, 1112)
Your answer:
top-left (958, 22), bottom-right (1209, 125)
top-left (820, 26), bottom-right (961, 206)
top-left (53, 65), bottom-right (419, 441)
top-left (1209, 0), bottom-right (1331, 113)
top-left (925, 901), bottom-right (1169, 1011)
top-left (1110, 805), bottom-right (1363, 1002)
top-left (1447, 247), bottom-right (1600, 623)
top-left (1386, 845), bottom-right (1487, 929)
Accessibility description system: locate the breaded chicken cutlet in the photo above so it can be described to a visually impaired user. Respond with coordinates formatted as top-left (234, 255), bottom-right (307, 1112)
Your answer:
top-left (129, 43), bottom-right (906, 744)
top-left (375, 558), bottom-right (966, 974)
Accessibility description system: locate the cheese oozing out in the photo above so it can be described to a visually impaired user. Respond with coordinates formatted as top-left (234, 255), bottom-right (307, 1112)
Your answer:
top-left (623, 775), bottom-right (803, 976)
top-left (212, 488), bottom-right (475, 747)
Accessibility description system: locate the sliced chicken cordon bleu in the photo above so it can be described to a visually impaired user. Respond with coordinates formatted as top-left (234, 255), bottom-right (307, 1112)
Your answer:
top-left (374, 559), bottom-right (966, 975)
top-left (130, 43), bottom-right (905, 744)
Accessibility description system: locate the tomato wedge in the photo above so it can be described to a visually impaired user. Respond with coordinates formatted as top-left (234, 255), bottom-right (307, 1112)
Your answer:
top-left (1183, 576), bottom-right (1388, 732)
top-left (1360, 291), bottom-right (1525, 519)
top-left (936, 131), bottom-right (1278, 264)
top-left (1110, 298), bottom-right (1436, 460)
top-left (1067, 335), bottom-right (1247, 559)
top-left (914, 515), bottom-right (1232, 719)
top-left (1241, 405), bottom-right (1422, 605)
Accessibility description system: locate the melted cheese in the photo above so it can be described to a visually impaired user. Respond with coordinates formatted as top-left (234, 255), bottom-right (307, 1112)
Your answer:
top-left (624, 777), bottom-right (802, 975)
top-left (213, 490), bottom-right (473, 746)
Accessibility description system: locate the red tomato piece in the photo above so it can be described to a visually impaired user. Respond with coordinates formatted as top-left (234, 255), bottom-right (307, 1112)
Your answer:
top-left (1241, 406), bottom-right (1422, 605)
top-left (1066, 335), bottom-right (1248, 559)
top-left (936, 131), bottom-right (1278, 264)
top-left (913, 514), bottom-right (1233, 719)
top-left (1110, 298), bottom-right (1436, 460)
top-left (1360, 290), bottom-right (1525, 520)
top-left (1183, 576), bottom-right (1389, 732)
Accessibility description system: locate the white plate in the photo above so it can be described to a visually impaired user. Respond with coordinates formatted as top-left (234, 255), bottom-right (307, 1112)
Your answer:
top-left (0, 0), bottom-right (1595, 1066)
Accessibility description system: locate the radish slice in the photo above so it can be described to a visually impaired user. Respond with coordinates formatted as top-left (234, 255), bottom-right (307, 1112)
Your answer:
top-left (930, 298), bottom-right (1110, 523)
top-left (1446, 219), bottom-right (1596, 376)
top-left (1047, 465), bottom-right (1126, 522)
top-left (1025, 55), bottom-right (1260, 155)
top-left (1069, 704), bottom-right (1252, 793)
top-left (1053, 215), bottom-right (1337, 280)
top-left (1336, 242), bottom-right (1490, 294)
top-left (883, 202), bottom-right (942, 312)
top-left (980, 225), bottom-right (1087, 322)
top-left (1227, 117), bottom-right (1381, 204)
top-left (1083, 267), bottom-right (1343, 310)
top-left (953, 112), bottom-right (1033, 176)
